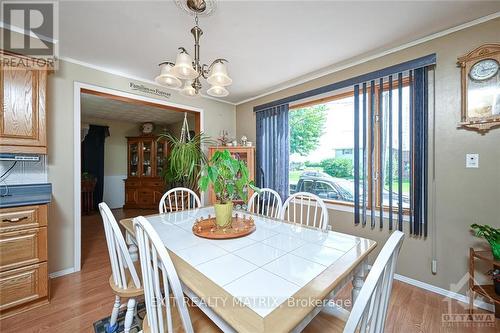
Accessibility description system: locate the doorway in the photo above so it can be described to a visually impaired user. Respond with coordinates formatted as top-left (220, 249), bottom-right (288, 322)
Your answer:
top-left (74, 82), bottom-right (203, 272)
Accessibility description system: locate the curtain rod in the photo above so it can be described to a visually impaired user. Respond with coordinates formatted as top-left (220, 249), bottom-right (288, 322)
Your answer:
top-left (254, 53), bottom-right (436, 112)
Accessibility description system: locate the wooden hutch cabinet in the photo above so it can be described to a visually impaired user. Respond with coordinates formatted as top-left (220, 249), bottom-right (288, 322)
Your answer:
top-left (124, 136), bottom-right (168, 209)
top-left (207, 146), bottom-right (255, 206)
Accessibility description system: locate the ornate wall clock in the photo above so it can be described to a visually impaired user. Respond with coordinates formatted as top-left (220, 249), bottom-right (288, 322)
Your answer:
top-left (140, 122), bottom-right (155, 135)
top-left (457, 43), bottom-right (500, 133)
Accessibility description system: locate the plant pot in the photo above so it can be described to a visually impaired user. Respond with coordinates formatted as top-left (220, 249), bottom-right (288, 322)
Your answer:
top-left (214, 202), bottom-right (233, 228)
top-left (495, 279), bottom-right (500, 296)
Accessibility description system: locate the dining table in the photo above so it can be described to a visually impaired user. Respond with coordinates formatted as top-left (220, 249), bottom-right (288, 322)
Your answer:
top-left (120, 206), bottom-right (377, 333)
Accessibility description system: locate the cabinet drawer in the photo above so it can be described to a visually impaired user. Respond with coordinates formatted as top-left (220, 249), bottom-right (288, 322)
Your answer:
top-left (125, 180), bottom-right (141, 187)
top-left (0, 262), bottom-right (48, 311)
top-left (139, 195), bottom-right (154, 205)
top-left (0, 205), bottom-right (47, 233)
top-left (142, 180), bottom-right (164, 187)
top-left (0, 227), bottom-right (47, 272)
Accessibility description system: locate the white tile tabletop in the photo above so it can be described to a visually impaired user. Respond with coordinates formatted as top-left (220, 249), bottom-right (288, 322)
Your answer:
top-left (142, 207), bottom-right (364, 318)
top-left (262, 253), bottom-right (327, 286)
top-left (224, 268), bottom-right (302, 317)
top-left (261, 233), bottom-right (306, 252)
top-left (196, 253), bottom-right (258, 286)
top-left (233, 242), bottom-right (287, 266)
top-left (175, 242), bottom-right (227, 266)
top-left (291, 243), bottom-right (345, 267)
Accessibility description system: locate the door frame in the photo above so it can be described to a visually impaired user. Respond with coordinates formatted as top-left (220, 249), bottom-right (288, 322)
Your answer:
top-left (73, 82), bottom-right (204, 272)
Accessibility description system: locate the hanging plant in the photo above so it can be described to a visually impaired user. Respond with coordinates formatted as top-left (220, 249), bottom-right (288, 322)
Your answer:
top-left (158, 113), bottom-right (214, 190)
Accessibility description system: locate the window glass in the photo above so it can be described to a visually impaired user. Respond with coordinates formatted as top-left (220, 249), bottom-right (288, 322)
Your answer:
top-left (288, 83), bottom-right (411, 210)
top-left (381, 86), bottom-right (410, 209)
top-left (289, 95), bottom-right (356, 204)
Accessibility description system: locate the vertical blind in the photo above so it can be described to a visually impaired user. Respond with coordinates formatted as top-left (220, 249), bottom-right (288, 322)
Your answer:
top-left (255, 104), bottom-right (290, 201)
top-left (253, 55), bottom-right (436, 237)
top-left (353, 66), bottom-right (432, 236)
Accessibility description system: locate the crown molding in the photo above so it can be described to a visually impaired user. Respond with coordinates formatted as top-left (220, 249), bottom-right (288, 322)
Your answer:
top-left (235, 11), bottom-right (500, 106)
top-left (58, 56), bottom-right (236, 106)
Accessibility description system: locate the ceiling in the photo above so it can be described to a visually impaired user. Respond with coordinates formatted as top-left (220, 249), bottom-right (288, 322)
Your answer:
top-left (59, 1), bottom-right (500, 104)
top-left (81, 93), bottom-right (187, 124)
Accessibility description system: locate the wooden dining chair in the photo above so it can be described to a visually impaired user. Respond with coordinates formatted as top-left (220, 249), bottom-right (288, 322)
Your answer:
top-left (99, 202), bottom-right (144, 333)
top-left (133, 216), bottom-right (220, 333)
top-left (247, 188), bottom-right (283, 218)
top-left (280, 192), bottom-right (329, 230)
top-left (305, 230), bottom-right (405, 333)
top-left (159, 187), bottom-right (201, 214)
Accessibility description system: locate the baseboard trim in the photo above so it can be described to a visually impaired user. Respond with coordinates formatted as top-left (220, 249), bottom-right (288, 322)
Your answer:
top-left (49, 267), bottom-right (76, 279)
top-left (393, 273), bottom-right (495, 312)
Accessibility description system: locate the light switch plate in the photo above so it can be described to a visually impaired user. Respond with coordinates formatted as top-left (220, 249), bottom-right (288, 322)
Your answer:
top-left (466, 153), bottom-right (479, 168)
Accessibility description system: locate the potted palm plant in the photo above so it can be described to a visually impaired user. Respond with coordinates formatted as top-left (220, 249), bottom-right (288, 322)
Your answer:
top-left (471, 224), bottom-right (500, 260)
top-left (199, 150), bottom-right (259, 227)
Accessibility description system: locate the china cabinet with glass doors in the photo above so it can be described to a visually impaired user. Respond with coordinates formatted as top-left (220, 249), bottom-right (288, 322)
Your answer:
top-left (124, 136), bottom-right (168, 209)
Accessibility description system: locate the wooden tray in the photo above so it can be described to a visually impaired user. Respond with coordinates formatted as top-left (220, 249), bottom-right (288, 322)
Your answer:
top-left (192, 214), bottom-right (256, 239)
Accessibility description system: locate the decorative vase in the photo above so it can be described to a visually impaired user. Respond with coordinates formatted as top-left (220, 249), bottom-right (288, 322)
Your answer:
top-left (214, 202), bottom-right (233, 228)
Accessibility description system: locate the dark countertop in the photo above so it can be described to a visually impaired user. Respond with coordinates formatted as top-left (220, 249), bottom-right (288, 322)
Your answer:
top-left (0, 183), bottom-right (52, 208)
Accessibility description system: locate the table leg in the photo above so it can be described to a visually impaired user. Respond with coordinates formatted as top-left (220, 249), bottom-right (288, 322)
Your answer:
top-left (352, 259), bottom-right (367, 304)
top-left (125, 230), bottom-right (138, 262)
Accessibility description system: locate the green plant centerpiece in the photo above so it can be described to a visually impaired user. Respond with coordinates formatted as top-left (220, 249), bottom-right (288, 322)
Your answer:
top-left (199, 150), bottom-right (259, 228)
top-left (471, 224), bottom-right (500, 260)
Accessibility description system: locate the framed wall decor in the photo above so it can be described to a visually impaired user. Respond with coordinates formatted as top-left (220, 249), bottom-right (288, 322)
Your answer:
top-left (457, 43), bottom-right (500, 133)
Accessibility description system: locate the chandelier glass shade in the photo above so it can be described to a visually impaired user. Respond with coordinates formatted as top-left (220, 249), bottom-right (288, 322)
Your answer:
top-left (207, 85), bottom-right (229, 97)
top-left (171, 51), bottom-right (198, 80)
top-left (154, 11), bottom-right (231, 98)
top-left (180, 80), bottom-right (197, 97)
top-left (154, 63), bottom-right (182, 88)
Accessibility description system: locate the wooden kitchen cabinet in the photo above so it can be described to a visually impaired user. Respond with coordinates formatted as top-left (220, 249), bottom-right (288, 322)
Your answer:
top-left (0, 52), bottom-right (49, 154)
top-left (0, 204), bottom-right (49, 319)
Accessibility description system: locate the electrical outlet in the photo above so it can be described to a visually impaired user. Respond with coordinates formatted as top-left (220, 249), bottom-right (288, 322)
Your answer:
top-left (466, 153), bottom-right (479, 168)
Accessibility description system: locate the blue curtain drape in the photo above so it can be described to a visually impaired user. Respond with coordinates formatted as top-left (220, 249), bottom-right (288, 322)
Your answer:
top-left (255, 104), bottom-right (289, 201)
top-left (81, 125), bottom-right (109, 209)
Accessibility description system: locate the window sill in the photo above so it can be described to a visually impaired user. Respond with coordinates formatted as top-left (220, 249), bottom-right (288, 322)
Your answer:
top-left (324, 202), bottom-right (411, 222)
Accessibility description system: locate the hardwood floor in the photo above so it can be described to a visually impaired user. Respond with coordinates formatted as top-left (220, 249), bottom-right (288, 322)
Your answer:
top-left (0, 209), bottom-right (498, 332)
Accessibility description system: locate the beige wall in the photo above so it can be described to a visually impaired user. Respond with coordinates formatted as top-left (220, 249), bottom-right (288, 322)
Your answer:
top-left (236, 18), bottom-right (500, 293)
top-left (47, 60), bottom-right (236, 273)
top-left (165, 115), bottom-right (197, 139)
top-left (81, 117), bottom-right (141, 176)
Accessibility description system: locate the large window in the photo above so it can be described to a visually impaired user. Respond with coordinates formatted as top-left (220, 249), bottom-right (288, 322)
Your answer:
top-left (289, 82), bottom-right (410, 210)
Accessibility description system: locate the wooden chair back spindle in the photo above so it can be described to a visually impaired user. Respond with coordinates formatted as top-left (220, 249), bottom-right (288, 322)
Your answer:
top-left (280, 192), bottom-right (329, 230)
top-left (247, 188), bottom-right (283, 218)
top-left (134, 216), bottom-right (194, 333)
top-left (344, 230), bottom-right (405, 333)
top-left (98, 202), bottom-right (141, 290)
top-left (159, 187), bottom-right (201, 214)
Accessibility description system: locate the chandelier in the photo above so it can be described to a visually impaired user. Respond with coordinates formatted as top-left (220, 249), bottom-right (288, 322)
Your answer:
top-left (154, 0), bottom-right (232, 98)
